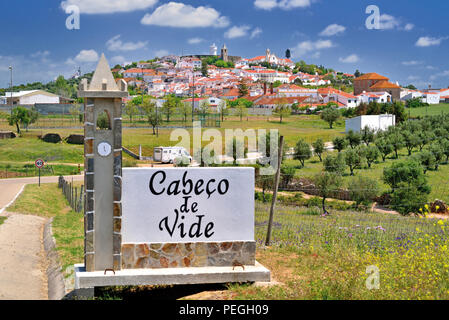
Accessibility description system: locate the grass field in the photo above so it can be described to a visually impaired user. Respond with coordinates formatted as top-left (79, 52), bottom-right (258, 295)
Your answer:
top-left (8, 183), bottom-right (449, 300)
top-left (0, 216), bottom-right (6, 226)
top-left (284, 148), bottom-right (449, 203)
top-left (408, 103), bottom-right (449, 117)
top-left (8, 183), bottom-right (83, 273)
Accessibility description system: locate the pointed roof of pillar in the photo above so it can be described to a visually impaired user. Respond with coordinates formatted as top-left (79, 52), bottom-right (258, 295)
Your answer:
top-left (78, 53), bottom-right (128, 98)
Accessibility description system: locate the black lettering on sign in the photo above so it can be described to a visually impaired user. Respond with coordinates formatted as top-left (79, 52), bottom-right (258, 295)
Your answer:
top-left (152, 170), bottom-right (232, 239)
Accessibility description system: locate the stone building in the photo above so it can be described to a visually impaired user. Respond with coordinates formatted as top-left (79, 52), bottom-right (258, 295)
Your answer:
top-left (353, 73), bottom-right (401, 101)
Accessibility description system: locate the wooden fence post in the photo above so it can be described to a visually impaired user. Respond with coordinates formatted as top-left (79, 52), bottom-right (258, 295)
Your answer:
top-left (265, 135), bottom-right (284, 246)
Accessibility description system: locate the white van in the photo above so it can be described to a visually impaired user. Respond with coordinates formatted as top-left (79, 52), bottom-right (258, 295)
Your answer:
top-left (153, 147), bottom-right (192, 164)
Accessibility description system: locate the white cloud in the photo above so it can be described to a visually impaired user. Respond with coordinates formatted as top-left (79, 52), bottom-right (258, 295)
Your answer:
top-left (254, 0), bottom-right (278, 10)
top-left (416, 36), bottom-right (447, 47)
top-left (402, 60), bottom-right (423, 66)
top-left (250, 27), bottom-right (263, 39)
top-left (106, 35), bottom-right (148, 51)
top-left (224, 25), bottom-right (251, 39)
top-left (254, 0), bottom-right (311, 10)
top-left (430, 70), bottom-right (449, 80)
top-left (155, 49), bottom-right (169, 57)
top-left (378, 14), bottom-right (401, 30)
top-left (407, 76), bottom-right (420, 81)
top-left (31, 51), bottom-right (50, 59)
top-left (291, 39), bottom-right (334, 58)
top-left (188, 37), bottom-right (204, 44)
top-left (319, 24), bottom-right (345, 37)
top-left (141, 2), bottom-right (229, 28)
top-left (339, 54), bottom-right (359, 63)
top-left (61, 0), bottom-right (158, 14)
top-left (375, 14), bottom-right (413, 31)
top-left (110, 56), bottom-right (126, 65)
top-left (404, 23), bottom-right (414, 31)
top-left (74, 49), bottom-right (99, 63)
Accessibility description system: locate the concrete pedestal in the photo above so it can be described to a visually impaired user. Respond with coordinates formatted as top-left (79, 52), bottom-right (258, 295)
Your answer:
top-left (72, 262), bottom-right (270, 299)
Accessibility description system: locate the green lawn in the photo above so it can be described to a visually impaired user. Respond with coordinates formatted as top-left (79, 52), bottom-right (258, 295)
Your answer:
top-left (8, 183), bottom-right (84, 274)
top-left (408, 103), bottom-right (449, 117)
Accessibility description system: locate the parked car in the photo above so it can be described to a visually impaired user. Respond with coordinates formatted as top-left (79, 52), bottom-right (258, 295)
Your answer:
top-left (153, 147), bottom-right (192, 164)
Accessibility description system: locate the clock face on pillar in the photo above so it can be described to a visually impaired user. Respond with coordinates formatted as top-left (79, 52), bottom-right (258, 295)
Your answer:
top-left (97, 142), bottom-right (112, 157)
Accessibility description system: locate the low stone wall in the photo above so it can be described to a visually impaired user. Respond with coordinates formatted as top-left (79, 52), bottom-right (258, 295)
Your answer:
top-left (122, 241), bottom-right (256, 269)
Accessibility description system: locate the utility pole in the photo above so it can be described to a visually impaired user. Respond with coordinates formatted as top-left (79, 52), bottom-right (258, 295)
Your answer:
top-left (192, 68), bottom-right (195, 123)
top-left (8, 66), bottom-right (13, 113)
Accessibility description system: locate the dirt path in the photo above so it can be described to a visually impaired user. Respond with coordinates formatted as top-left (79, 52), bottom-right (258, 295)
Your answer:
top-left (0, 175), bottom-right (82, 300)
top-left (0, 213), bottom-right (48, 300)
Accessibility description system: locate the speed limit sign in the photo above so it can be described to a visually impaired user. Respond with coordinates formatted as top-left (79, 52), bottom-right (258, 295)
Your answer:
top-left (35, 159), bottom-right (44, 169)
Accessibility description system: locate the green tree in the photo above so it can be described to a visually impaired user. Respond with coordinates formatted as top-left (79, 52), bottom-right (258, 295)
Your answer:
top-left (412, 151), bottom-right (436, 174)
top-left (294, 138), bottom-right (312, 167)
top-left (273, 97), bottom-right (291, 123)
top-left (323, 152), bottom-right (346, 175)
top-left (124, 101), bottom-right (138, 124)
top-left (344, 147), bottom-right (365, 176)
top-left (162, 96), bottom-right (178, 123)
top-left (141, 97), bottom-right (161, 135)
top-left (383, 160), bottom-right (430, 193)
top-left (346, 130), bottom-right (362, 149)
top-left (333, 136), bottom-right (348, 152)
top-left (441, 139), bottom-right (449, 163)
top-left (312, 138), bottom-right (325, 162)
top-left (314, 172), bottom-right (343, 215)
top-left (402, 130), bottom-right (419, 156)
top-left (201, 59), bottom-right (208, 77)
top-left (234, 101), bottom-right (248, 122)
top-left (361, 126), bottom-right (375, 146)
top-left (218, 100), bottom-right (228, 122)
top-left (8, 106), bottom-right (31, 134)
top-left (388, 130), bottom-right (404, 159)
top-left (238, 79), bottom-right (249, 97)
top-left (178, 101), bottom-right (192, 123)
top-left (320, 107), bottom-right (340, 129)
top-left (348, 176), bottom-right (379, 207)
top-left (428, 143), bottom-right (444, 171)
top-left (375, 138), bottom-right (393, 162)
top-left (198, 99), bottom-right (210, 117)
top-left (365, 145), bottom-right (380, 168)
top-left (280, 164), bottom-right (296, 186)
top-left (391, 182), bottom-right (429, 216)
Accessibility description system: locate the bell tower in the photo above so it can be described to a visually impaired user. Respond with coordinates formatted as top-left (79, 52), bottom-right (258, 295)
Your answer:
top-left (221, 44), bottom-right (228, 62)
top-left (79, 54), bottom-right (128, 272)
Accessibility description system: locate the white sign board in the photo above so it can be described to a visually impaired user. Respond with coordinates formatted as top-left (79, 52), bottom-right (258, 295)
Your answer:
top-left (122, 167), bottom-right (255, 243)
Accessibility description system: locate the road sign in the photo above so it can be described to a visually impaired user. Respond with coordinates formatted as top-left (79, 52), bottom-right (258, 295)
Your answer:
top-left (35, 159), bottom-right (44, 169)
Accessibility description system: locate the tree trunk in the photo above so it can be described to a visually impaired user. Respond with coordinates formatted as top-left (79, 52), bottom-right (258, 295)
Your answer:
top-left (15, 122), bottom-right (20, 135)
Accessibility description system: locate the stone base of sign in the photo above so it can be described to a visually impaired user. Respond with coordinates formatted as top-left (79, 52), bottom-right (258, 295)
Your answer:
top-left (73, 261), bottom-right (270, 297)
top-left (121, 241), bottom-right (256, 269)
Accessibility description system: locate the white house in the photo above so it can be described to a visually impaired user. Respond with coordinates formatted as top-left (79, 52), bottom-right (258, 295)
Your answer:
top-left (357, 91), bottom-right (392, 104)
top-left (345, 114), bottom-right (395, 133)
top-left (420, 92), bottom-right (440, 105)
top-left (2, 90), bottom-right (60, 106)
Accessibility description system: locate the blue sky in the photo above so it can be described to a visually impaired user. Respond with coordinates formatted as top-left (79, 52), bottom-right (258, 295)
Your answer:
top-left (1, 0), bottom-right (448, 89)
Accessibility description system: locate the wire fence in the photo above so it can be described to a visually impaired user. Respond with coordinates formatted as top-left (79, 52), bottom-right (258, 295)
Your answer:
top-left (58, 176), bottom-right (84, 213)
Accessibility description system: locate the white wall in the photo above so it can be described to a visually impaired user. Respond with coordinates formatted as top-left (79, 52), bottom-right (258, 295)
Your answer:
top-left (20, 94), bottom-right (59, 105)
top-left (346, 114), bottom-right (395, 133)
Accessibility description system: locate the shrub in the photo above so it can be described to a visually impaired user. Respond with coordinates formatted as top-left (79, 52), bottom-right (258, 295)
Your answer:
top-left (348, 176), bottom-right (379, 207)
top-left (391, 182), bottom-right (429, 216)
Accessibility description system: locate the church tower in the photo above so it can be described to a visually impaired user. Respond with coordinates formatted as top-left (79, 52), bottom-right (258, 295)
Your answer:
top-left (221, 44), bottom-right (228, 62)
top-left (266, 48), bottom-right (271, 63)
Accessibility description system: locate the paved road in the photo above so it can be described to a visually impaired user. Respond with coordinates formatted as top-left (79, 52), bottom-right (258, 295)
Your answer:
top-left (0, 175), bottom-right (83, 212)
top-left (0, 174), bottom-right (83, 300)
